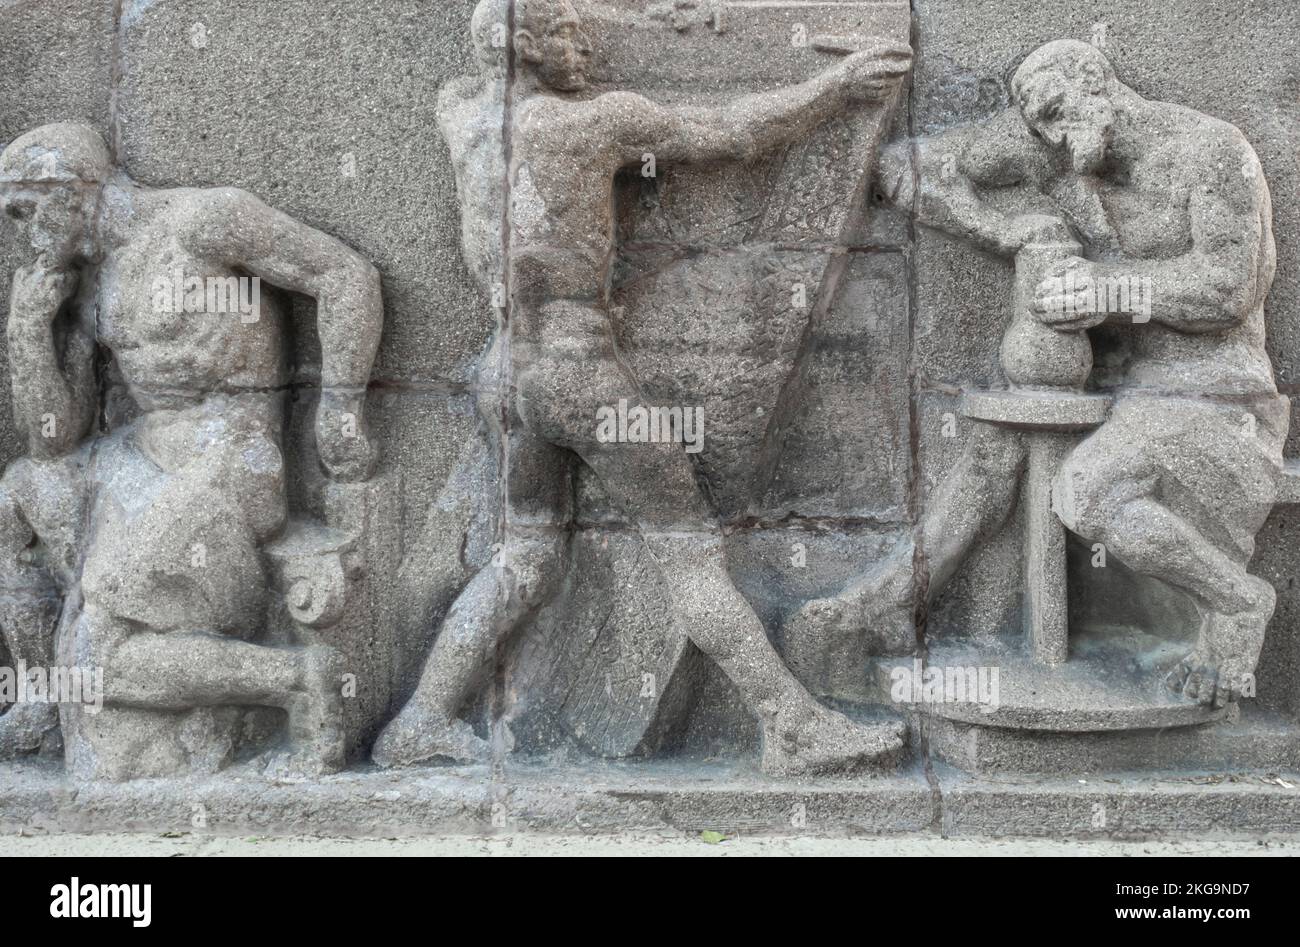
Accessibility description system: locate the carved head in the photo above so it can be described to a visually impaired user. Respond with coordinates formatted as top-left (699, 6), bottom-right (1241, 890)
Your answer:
top-left (1012, 40), bottom-right (1117, 176)
top-left (471, 0), bottom-right (509, 74)
top-left (515, 0), bottom-right (592, 92)
top-left (0, 123), bottom-right (109, 265)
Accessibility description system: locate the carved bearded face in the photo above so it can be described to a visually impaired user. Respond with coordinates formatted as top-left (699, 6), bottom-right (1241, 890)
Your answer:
top-left (0, 125), bottom-right (109, 266)
top-left (0, 181), bottom-right (96, 266)
top-left (1016, 59), bottom-right (1116, 176)
top-left (517, 0), bottom-right (592, 92)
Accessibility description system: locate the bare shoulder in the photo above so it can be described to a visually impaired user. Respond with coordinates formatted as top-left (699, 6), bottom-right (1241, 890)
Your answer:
top-left (165, 186), bottom-right (277, 256)
top-left (189, 185), bottom-right (273, 226)
top-left (437, 76), bottom-right (482, 123)
top-left (520, 90), bottom-right (659, 139)
top-left (1176, 108), bottom-right (1262, 196)
top-left (138, 185), bottom-right (253, 230)
top-left (1155, 101), bottom-right (1254, 166)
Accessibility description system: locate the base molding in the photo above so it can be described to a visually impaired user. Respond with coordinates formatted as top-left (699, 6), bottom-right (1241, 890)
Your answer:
top-left (3, 757), bottom-right (1299, 839)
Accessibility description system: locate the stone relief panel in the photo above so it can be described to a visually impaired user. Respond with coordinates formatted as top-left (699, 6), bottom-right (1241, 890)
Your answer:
top-left (0, 0), bottom-right (1298, 837)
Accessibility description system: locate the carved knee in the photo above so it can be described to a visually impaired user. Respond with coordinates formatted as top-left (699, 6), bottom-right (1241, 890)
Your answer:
top-left (1052, 459), bottom-right (1114, 542)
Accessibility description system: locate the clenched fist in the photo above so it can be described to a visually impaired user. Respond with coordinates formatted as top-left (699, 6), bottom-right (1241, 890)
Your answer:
top-left (316, 388), bottom-right (378, 482)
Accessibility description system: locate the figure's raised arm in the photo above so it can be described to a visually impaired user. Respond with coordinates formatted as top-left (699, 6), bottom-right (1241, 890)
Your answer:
top-left (196, 187), bottom-right (384, 481)
top-left (603, 42), bottom-right (911, 166)
top-left (876, 108), bottom-right (1048, 257)
top-left (5, 261), bottom-right (95, 458)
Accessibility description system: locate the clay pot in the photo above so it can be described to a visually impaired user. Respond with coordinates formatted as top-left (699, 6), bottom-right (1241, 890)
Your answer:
top-left (1001, 236), bottom-right (1092, 390)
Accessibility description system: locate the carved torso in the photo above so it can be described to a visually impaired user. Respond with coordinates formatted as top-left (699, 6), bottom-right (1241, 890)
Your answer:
top-left (508, 93), bottom-right (623, 325)
top-left (94, 188), bottom-right (286, 411)
top-left (1052, 107), bottom-right (1277, 396)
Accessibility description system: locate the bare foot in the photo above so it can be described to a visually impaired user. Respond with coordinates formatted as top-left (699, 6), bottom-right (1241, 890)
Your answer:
top-left (784, 543), bottom-right (916, 670)
top-left (1165, 576), bottom-right (1275, 709)
top-left (372, 710), bottom-right (489, 767)
top-left (761, 701), bottom-right (905, 776)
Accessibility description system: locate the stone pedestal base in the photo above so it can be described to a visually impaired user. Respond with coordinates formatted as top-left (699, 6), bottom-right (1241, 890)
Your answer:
top-left (873, 633), bottom-right (1226, 732)
top-left (3, 757), bottom-right (1299, 838)
top-left (926, 707), bottom-right (1300, 776)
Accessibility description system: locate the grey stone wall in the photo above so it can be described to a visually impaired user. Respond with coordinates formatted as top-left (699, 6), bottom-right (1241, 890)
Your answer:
top-left (2, 0), bottom-right (1298, 787)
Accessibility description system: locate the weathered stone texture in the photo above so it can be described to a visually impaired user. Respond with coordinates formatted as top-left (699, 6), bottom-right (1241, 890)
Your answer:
top-left (1, 0), bottom-right (1299, 835)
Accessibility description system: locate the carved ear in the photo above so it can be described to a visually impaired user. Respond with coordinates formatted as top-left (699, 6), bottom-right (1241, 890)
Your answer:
top-left (515, 28), bottom-right (542, 63)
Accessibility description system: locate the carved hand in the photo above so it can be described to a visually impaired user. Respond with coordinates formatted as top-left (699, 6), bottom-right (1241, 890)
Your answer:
top-left (1032, 256), bottom-right (1109, 331)
top-left (316, 389), bottom-right (377, 482)
top-left (838, 42), bottom-right (913, 102)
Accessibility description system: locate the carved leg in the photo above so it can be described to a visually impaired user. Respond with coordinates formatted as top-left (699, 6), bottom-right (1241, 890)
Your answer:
top-left (574, 428), bottom-right (904, 775)
top-left (640, 530), bottom-right (905, 776)
top-left (99, 621), bottom-right (344, 774)
top-left (372, 534), bottom-right (567, 767)
top-left (0, 589), bottom-right (62, 758)
top-left (1074, 496), bottom-right (1272, 708)
top-left (1054, 398), bottom-right (1282, 708)
top-left (785, 422), bottom-right (1026, 659)
top-left (514, 318), bottom-right (904, 774)
top-left (0, 474), bottom-right (66, 758)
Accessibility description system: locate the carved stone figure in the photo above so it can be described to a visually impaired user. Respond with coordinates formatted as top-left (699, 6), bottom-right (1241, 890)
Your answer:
top-left (374, 0), bottom-right (913, 775)
top-left (2, 0), bottom-right (1300, 842)
top-left (791, 40), bottom-right (1287, 722)
top-left (0, 123), bottom-right (383, 780)
top-left (372, 0), bottom-right (578, 767)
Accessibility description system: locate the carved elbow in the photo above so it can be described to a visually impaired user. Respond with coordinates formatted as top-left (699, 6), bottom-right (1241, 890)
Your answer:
top-left (875, 143), bottom-right (914, 207)
top-left (1208, 275), bottom-right (1253, 329)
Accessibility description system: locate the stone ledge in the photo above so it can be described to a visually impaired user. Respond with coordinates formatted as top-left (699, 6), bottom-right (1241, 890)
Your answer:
top-left (3, 759), bottom-right (1298, 839)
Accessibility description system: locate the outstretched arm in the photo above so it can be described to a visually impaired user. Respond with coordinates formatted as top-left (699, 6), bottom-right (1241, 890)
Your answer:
top-left (6, 263), bottom-right (95, 458)
top-left (876, 108), bottom-right (1047, 256)
top-left (603, 42), bottom-right (911, 165)
top-left (198, 187), bottom-right (384, 481)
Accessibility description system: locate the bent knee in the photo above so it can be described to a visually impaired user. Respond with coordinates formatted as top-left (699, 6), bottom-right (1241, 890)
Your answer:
top-left (516, 360), bottom-right (632, 451)
top-left (1052, 460), bottom-right (1118, 541)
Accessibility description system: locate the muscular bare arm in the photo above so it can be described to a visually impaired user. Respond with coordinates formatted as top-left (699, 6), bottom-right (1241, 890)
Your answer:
top-left (196, 187), bottom-right (384, 480)
top-left (601, 43), bottom-right (911, 166)
top-left (876, 108), bottom-right (1049, 256)
top-left (1034, 128), bottom-right (1273, 335)
top-left (1101, 133), bottom-right (1269, 334)
top-left (6, 263), bottom-right (95, 458)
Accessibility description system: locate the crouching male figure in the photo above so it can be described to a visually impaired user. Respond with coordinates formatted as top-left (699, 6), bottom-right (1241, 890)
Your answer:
top-left (0, 123), bottom-right (383, 778)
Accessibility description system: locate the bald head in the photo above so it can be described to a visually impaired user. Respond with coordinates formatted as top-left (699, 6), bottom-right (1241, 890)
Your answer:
top-left (0, 122), bottom-right (111, 187)
top-left (1012, 40), bottom-right (1116, 112)
top-left (1011, 41), bottom-right (1120, 175)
